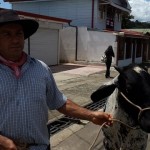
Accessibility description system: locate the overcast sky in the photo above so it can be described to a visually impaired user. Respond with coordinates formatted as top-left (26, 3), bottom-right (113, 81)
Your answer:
top-left (0, 0), bottom-right (150, 22)
top-left (128, 0), bottom-right (150, 22)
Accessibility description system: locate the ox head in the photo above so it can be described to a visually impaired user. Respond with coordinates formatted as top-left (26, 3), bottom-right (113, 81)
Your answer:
top-left (91, 64), bottom-right (150, 133)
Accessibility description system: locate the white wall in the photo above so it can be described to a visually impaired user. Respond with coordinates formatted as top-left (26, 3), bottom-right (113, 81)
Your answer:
top-left (87, 30), bottom-right (116, 62)
top-left (60, 27), bottom-right (117, 64)
top-left (77, 27), bottom-right (89, 61)
top-left (60, 27), bottom-right (76, 63)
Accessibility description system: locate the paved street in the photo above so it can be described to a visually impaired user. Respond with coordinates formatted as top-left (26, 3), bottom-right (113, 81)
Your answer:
top-left (48, 63), bottom-right (117, 121)
top-left (48, 63), bottom-right (150, 150)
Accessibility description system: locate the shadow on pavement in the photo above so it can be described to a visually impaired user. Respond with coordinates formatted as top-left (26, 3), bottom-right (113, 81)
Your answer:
top-left (50, 64), bottom-right (86, 73)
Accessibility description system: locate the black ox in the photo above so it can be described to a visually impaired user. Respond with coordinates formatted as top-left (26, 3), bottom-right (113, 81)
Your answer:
top-left (91, 64), bottom-right (150, 150)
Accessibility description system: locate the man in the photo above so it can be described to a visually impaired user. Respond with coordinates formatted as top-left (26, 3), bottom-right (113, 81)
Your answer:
top-left (0, 9), bottom-right (112, 150)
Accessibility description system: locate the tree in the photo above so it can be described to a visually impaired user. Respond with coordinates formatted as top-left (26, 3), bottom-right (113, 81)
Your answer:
top-left (121, 13), bottom-right (134, 28)
top-left (122, 13), bottom-right (150, 29)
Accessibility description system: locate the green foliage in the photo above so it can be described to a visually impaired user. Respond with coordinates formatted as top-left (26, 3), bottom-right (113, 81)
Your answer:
top-left (121, 14), bottom-right (150, 29)
top-left (122, 13), bottom-right (134, 28)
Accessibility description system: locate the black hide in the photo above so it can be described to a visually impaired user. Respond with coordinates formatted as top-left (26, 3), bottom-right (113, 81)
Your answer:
top-left (91, 84), bottom-right (116, 102)
top-left (91, 64), bottom-right (150, 133)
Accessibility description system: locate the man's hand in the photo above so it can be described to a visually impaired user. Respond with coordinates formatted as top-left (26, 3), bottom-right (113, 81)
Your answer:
top-left (90, 111), bottom-right (113, 126)
top-left (0, 135), bottom-right (17, 150)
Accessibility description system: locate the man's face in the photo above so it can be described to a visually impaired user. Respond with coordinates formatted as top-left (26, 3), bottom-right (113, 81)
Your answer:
top-left (0, 23), bottom-right (24, 61)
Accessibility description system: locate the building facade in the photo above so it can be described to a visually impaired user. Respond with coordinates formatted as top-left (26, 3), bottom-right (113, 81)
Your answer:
top-left (5, 0), bottom-right (131, 31)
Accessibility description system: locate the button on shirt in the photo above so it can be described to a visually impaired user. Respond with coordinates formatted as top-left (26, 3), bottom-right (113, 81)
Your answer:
top-left (0, 56), bottom-right (67, 150)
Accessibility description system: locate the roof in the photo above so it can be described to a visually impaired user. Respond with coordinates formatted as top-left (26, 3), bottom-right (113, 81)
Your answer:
top-left (115, 0), bottom-right (131, 9)
top-left (120, 29), bottom-right (150, 39)
top-left (103, 29), bottom-right (150, 39)
top-left (17, 10), bottom-right (72, 24)
top-left (125, 29), bottom-right (150, 34)
top-left (100, 0), bottom-right (131, 13)
top-left (0, 8), bottom-right (71, 24)
top-left (110, 2), bottom-right (131, 13)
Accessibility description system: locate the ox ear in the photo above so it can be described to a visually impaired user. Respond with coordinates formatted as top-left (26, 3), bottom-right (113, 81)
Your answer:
top-left (91, 82), bottom-right (116, 102)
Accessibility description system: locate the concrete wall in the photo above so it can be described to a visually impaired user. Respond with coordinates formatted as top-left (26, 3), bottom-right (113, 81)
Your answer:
top-left (60, 27), bottom-right (117, 64)
top-left (60, 27), bottom-right (76, 63)
top-left (87, 30), bottom-right (116, 62)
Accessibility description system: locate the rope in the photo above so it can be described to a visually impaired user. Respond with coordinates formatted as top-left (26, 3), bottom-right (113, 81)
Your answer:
top-left (88, 122), bottom-right (106, 150)
top-left (88, 118), bottom-right (138, 150)
top-left (120, 92), bottom-right (150, 121)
